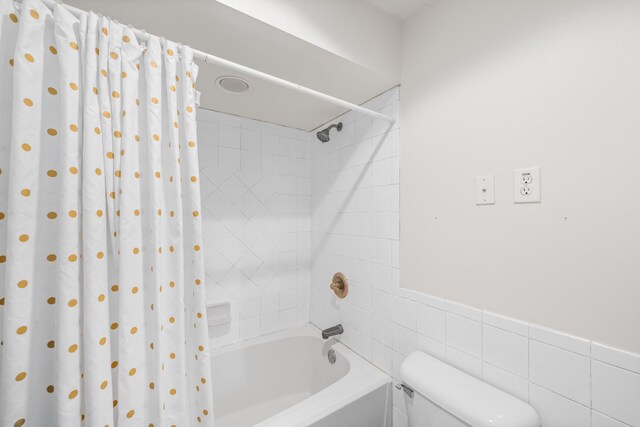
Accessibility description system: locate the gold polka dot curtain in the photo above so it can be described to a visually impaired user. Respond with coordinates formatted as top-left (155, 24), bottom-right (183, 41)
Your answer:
top-left (0, 0), bottom-right (214, 425)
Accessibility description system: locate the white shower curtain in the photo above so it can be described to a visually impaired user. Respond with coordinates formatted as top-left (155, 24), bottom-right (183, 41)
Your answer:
top-left (0, 0), bottom-right (214, 425)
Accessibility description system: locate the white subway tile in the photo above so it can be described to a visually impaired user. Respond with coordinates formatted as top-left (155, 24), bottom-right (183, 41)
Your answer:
top-left (241, 129), bottom-right (261, 152)
top-left (482, 362), bottom-right (529, 402)
top-left (399, 289), bottom-right (446, 309)
top-left (372, 340), bottom-right (393, 375)
top-left (446, 300), bottom-right (482, 321)
top-left (354, 330), bottom-right (373, 361)
top-left (355, 283), bottom-right (372, 311)
top-left (416, 303), bottom-right (446, 343)
top-left (417, 334), bottom-right (446, 361)
top-left (446, 312), bottom-right (482, 358)
top-left (592, 410), bottom-right (631, 427)
top-left (278, 308), bottom-right (297, 330)
top-left (260, 313), bottom-right (279, 335)
top-left (392, 296), bottom-right (417, 330)
top-left (219, 124), bottom-right (241, 149)
top-left (529, 340), bottom-right (591, 405)
top-left (239, 296), bottom-right (261, 320)
top-left (239, 317), bottom-right (260, 340)
top-left (372, 289), bottom-right (392, 320)
top-left (392, 323), bottom-right (417, 356)
top-left (482, 310), bottom-right (528, 337)
top-left (483, 324), bottom-right (529, 378)
top-left (372, 238), bottom-right (392, 265)
top-left (392, 351), bottom-right (404, 380)
top-left (592, 342), bottom-right (640, 374)
top-left (529, 384), bottom-right (591, 427)
top-left (371, 315), bottom-right (393, 348)
top-left (529, 323), bottom-right (590, 356)
top-left (445, 346), bottom-right (482, 378)
top-left (592, 360), bottom-right (640, 426)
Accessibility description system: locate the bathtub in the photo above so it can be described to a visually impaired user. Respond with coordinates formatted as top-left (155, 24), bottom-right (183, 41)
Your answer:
top-left (210, 324), bottom-right (392, 427)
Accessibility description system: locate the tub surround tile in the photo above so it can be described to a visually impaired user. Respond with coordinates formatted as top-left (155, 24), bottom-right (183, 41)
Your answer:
top-left (372, 340), bottom-right (393, 375)
top-left (239, 317), bottom-right (260, 340)
top-left (372, 289), bottom-right (393, 320)
top-left (371, 314), bottom-right (393, 348)
top-left (200, 110), bottom-right (310, 350)
top-left (529, 340), bottom-right (591, 406)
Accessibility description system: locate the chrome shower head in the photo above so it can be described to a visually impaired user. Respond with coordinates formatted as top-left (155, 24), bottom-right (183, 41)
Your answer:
top-left (316, 122), bottom-right (342, 143)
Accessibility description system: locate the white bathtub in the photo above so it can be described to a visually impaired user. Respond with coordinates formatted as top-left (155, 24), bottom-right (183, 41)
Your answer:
top-left (211, 324), bottom-right (392, 427)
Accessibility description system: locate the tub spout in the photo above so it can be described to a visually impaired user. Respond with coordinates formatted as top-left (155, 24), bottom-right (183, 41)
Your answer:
top-left (322, 324), bottom-right (343, 339)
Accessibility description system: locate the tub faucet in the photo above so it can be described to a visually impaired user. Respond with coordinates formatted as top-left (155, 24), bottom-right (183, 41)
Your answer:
top-left (322, 324), bottom-right (343, 339)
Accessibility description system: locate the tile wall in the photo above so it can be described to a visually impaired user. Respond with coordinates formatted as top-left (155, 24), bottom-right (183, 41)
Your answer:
top-left (196, 109), bottom-right (311, 348)
top-left (197, 87), bottom-right (639, 426)
top-left (308, 87), bottom-right (640, 427)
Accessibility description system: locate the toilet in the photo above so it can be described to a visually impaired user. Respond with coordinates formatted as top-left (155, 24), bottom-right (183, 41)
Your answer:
top-left (400, 351), bottom-right (540, 427)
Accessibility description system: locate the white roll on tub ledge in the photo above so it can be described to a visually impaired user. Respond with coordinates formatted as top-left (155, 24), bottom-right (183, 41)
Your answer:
top-left (400, 351), bottom-right (540, 427)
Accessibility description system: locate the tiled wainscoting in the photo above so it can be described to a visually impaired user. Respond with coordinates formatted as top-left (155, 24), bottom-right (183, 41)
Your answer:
top-left (196, 109), bottom-right (311, 348)
top-left (389, 291), bottom-right (640, 427)
top-left (308, 88), bottom-right (640, 427)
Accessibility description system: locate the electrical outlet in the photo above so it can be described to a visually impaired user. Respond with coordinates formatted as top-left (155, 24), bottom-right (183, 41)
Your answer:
top-left (476, 175), bottom-right (495, 205)
top-left (514, 167), bottom-right (541, 203)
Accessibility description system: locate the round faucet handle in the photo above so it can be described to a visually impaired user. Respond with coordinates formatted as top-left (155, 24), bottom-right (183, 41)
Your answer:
top-left (329, 272), bottom-right (348, 298)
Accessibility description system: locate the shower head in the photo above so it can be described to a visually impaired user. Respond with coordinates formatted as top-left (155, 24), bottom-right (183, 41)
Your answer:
top-left (316, 122), bottom-right (343, 143)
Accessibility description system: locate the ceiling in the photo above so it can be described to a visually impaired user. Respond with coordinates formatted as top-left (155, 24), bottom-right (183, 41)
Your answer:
top-left (65, 0), bottom-right (399, 131)
top-left (365, 0), bottom-right (433, 21)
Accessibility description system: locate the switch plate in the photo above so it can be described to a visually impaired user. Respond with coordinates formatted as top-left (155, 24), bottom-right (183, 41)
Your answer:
top-left (514, 166), bottom-right (541, 203)
top-left (475, 175), bottom-right (495, 205)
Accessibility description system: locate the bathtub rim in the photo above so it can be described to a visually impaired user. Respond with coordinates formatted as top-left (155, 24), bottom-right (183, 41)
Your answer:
top-left (210, 323), bottom-right (392, 427)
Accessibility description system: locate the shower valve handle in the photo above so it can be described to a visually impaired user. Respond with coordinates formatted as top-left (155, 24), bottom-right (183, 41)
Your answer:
top-left (329, 272), bottom-right (348, 298)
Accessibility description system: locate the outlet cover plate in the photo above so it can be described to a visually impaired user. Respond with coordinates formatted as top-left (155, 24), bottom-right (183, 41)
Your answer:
top-left (514, 166), bottom-right (541, 203)
top-left (476, 175), bottom-right (495, 205)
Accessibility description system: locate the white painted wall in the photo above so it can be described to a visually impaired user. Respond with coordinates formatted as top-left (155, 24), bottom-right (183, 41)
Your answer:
top-left (400, 0), bottom-right (640, 353)
top-left (216, 0), bottom-right (401, 82)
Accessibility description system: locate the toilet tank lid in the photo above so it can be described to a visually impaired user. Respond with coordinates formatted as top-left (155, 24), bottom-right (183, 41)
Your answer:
top-left (401, 351), bottom-right (539, 427)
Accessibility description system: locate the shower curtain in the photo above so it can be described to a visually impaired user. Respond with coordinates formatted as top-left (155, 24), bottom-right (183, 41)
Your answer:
top-left (0, 0), bottom-right (214, 425)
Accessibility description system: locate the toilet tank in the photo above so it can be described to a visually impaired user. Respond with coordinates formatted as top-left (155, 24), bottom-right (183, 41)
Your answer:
top-left (400, 351), bottom-right (539, 427)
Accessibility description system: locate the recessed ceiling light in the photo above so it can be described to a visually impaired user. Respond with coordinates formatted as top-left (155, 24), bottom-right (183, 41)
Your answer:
top-left (216, 76), bottom-right (250, 94)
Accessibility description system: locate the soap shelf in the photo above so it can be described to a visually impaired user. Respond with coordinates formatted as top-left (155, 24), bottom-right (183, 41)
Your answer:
top-left (205, 301), bottom-right (231, 326)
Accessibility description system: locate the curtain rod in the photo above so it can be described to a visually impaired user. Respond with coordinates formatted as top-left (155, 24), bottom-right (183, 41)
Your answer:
top-left (31, 0), bottom-right (396, 124)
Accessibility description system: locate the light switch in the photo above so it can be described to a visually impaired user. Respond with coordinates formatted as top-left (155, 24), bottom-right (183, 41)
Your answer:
top-left (514, 166), bottom-right (541, 203)
top-left (475, 175), bottom-right (495, 205)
